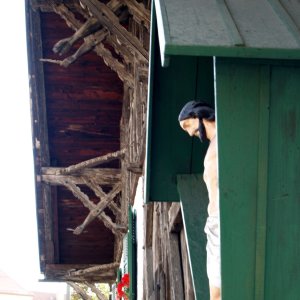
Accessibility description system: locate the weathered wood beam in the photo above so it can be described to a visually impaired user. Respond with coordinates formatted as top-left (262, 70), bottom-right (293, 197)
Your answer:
top-left (64, 272), bottom-right (116, 283)
top-left (113, 234), bottom-right (123, 263)
top-left (68, 282), bottom-right (93, 300)
top-left (50, 3), bottom-right (134, 85)
top-left (42, 184), bottom-right (55, 264)
top-left (144, 203), bottom-right (153, 248)
top-left (27, 0), bottom-right (54, 270)
top-left (100, 212), bottom-right (126, 234)
top-left (58, 149), bottom-right (126, 175)
top-left (80, 0), bottom-right (149, 60)
top-left (167, 233), bottom-right (184, 300)
top-left (41, 28), bottom-right (107, 68)
top-left (41, 167), bottom-right (120, 185)
top-left (82, 177), bottom-right (122, 217)
top-left (106, 34), bottom-right (133, 64)
top-left (74, 0), bottom-right (136, 67)
top-left (86, 283), bottom-right (108, 300)
top-left (73, 182), bottom-right (122, 235)
top-left (180, 229), bottom-right (195, 300)
top-left (70, 262), bottom-right (119, 277)
top-left (44, 264), bottom-right (117, 282)
top-left (42, 167), bottom-right (125, 235)
top-left (127, 162), bottom-right (143, 174)
top-left (60, 179), bottom-right (126, 236)
top-left (77, 0), bottom-right (123, 14)
top-left (168, 203), bottom-right (183, 233)
top-left (123, 0), bottom-right (150, 30)
top-left (93, 42), bottom-right (134, 86)
top-left (31, 0), bottom-right (76, 12)
top-left (52, 17), bottom-right (101, 56)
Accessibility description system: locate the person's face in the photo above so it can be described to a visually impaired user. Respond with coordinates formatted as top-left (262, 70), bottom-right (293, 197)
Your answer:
top-left (179, 117), bottom-right (200, 137)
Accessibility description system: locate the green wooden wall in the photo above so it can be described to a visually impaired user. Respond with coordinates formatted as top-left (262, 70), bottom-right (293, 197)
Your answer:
top-left (177, 174), bottom-right (209, 300)
top-left (216, 58), bottom-right (300, 300)
top-left (145, 27), bottom-right (214, 202)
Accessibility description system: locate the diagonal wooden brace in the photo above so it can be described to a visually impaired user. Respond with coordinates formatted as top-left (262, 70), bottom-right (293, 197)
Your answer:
top-left (73, 182), bottom-right (122, 235)
top-left (86, 283), bottom-right (108, 300)
top-left (80, 0), bottom-right (149, 60)
top-left (123, 0), bottom-right (151, 30)
top-left (67, 282), bottom-right (92, 300)
top-left (59, 149), bottom-right (126, 175)
top-left (61, 179), bottom-right (126, 236)
top-left (82, 177), bottom-right (122, 217)
top-left (50, 3), bottom-right (134, 85)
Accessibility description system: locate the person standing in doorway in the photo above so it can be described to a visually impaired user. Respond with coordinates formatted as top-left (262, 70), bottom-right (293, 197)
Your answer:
top-left (178, 101), bottom-right (221, 300)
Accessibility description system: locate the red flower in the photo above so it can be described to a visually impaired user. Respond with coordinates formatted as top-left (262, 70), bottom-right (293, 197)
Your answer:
top-left (116, 273), bottom-right (130, 299)
top-left (121, 273), bottom-right (130, 287)
top-left (117, 282), bottom-right (124, 294)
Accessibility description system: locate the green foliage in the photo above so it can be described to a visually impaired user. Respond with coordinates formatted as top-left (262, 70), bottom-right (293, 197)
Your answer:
top-left (96, 283), bottom-right (110, 298)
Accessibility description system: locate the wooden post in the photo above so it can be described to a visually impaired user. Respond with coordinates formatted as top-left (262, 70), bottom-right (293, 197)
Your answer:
top-left (180, 229), bottom-right (195, 300)
top-left (167, 232), bottom-right (184, 300)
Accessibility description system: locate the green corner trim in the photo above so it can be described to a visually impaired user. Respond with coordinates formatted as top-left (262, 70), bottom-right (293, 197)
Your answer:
top-left (177, 174), bottom-right (209, 300)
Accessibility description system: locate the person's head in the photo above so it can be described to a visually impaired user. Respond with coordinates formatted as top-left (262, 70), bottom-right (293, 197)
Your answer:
top-left (178, 100), bottom-right (215, 142)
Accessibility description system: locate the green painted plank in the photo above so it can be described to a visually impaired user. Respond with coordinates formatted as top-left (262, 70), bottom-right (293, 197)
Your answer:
top-left (177, 174), bottom-right (209, 300)
top-left (216, 59), bottom-right (264, 300)
top-left (264, 65), bottom-right (300, 300)
top-left (165, 44), bottom-right (300, 60)
top-left (254, 66), bottom-right (270, 300)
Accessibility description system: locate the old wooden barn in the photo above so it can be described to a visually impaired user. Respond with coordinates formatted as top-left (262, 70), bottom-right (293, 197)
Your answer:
top-left (26, 0), bottom-right (150, 292)
top-left (26, 0), bottom-right (300, 300)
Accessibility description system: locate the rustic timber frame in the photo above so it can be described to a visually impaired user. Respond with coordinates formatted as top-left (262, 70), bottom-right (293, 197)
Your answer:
top-left (143, 202), bottom-right (195, 299)
top-left (27, 0), bottom-right (150, 284)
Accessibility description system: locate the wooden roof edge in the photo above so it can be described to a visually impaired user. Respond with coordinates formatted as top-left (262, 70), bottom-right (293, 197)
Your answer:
top-left (42, 263), bottom-right (120, 283)
top-left (154, 0), bottom-right (300, 63)
top-left (25, 0), bottom-right (55, 273)
top-left (25, 1), bottom-right (50, 167)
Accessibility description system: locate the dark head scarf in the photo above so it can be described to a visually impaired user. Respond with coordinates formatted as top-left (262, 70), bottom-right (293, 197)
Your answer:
top-left (178, 101), bottom-right (215, 142)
